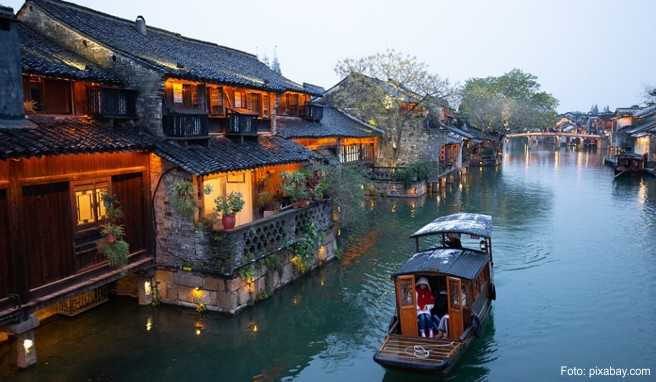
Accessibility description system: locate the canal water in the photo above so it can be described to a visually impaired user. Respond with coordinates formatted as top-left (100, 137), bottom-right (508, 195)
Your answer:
top-left (3, 147), bottom-right (656, 381)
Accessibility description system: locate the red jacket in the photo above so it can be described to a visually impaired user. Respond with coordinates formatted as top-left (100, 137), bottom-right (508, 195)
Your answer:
top-left (416, 287), bottom-right (435, 311)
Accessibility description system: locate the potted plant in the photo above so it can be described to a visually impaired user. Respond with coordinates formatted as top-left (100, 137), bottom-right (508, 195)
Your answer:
top-left (256, 191), bottom-right (279, 218)
top-left (97, 193), bottom-right (130, 268)
top-left (215, 192), bottom-right (245, 230)
top-left (282, 171), bottom-right (310, 208)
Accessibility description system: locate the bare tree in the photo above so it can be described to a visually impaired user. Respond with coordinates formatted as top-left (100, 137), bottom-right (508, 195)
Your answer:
top-left (330, 50), bottom-right (454, 165)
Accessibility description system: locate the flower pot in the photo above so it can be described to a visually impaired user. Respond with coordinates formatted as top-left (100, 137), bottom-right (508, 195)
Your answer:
top-left (222, 214), bottom-right (236, 230)
top-left (263, 209), bottom-right (277, 218)
top-left (294, 199), bottom-right (310, 208)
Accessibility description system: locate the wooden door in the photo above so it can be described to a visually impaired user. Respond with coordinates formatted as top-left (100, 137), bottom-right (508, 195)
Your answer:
top-left (22, 182), bottom-right (74, 289)
top-left (396, 275), bottom-right (418, 337)
top-left (447, 276), bottom-right (464, 340)
top-left (0, 189), bottom-right (9, 299)
top-left (112, 173), bottom-right (146, 252)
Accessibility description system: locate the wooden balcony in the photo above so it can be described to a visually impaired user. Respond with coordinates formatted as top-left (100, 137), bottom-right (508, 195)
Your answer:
top-left (163, 113), bottom-right (209, 138)
top-left (207, 201), bottom-right (333, 276)
top-left (88, 88), bottom-right (137, 118)
top-left (226, 113), bottom-right (258, 135)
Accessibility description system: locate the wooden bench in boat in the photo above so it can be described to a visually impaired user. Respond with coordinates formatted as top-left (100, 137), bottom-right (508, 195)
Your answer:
top-left (374, 334), bottom-right (462, 371)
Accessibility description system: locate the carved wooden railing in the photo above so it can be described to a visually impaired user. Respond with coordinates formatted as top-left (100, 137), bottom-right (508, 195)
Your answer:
top-left (206, 201), bottom-right (333, 276)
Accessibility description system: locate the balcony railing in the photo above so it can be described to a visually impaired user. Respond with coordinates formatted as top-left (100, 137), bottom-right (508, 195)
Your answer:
top-left (227, 113), bottom-right (258, 135)
top-left (207, 201), bottom-right (333, 275)
top-left (162, 113), bottom-right (209, 138)
top-left (88, 88), bottom-right (137, 118)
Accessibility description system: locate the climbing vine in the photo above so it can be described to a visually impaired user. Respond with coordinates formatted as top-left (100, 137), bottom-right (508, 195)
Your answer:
top-left (291, 222), bottom-right (323, 273)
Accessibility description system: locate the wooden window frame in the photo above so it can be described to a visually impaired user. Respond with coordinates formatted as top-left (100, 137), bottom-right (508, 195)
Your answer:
top-left (71, 178), bottom-right (110, 232)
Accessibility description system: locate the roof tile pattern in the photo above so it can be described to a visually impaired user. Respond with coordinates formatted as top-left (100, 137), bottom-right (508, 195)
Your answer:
top-left (19, 23), bottom-right (121, 83)
top-left (154, 136), bottom-right (313, 175)
top-left (276, 107), bottom-right (380, 139)
top-left (31, 0), bottom-right (305, 92)
top-left (0, 116), bottom-right (151, 159)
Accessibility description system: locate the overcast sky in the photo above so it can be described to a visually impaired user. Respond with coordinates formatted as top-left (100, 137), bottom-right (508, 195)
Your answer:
top-left (7, 0), bottom-right (656, 112)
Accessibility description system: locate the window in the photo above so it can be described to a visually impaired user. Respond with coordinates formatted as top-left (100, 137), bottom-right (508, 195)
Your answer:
top-left (172, 83), bottom-right (183, 104)
top-left (208, 87), bottom-right (224, 115)
top-left (23, 76), bottom-right (72, 114)
top-left (73, 180), bottom-right (109, 228)
top-left (234, 91), bottom-right (243, 108)
top-left (287, 93), bottom-right (299, 115)
top-left (262, 94), bottom-right (270, 117)
top-left (247, 93), bottom-right (260, 114)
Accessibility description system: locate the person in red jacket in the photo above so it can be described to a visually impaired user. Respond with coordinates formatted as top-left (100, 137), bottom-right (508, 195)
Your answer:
top-left (416, 277), bottom-right (435, 337)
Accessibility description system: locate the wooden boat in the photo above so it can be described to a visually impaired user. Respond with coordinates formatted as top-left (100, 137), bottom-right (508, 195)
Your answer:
top-left (374, 213), bottom-right (496, 373)
top-left (605, 153), bottom-right (646, 176)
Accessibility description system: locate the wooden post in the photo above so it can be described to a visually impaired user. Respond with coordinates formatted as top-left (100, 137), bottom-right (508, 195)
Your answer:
top-left (7, 158), bottom-right (27, 301)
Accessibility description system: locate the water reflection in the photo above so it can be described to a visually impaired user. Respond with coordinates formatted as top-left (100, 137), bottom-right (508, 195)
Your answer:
top-left (4, 147), bottom-right (656, 382)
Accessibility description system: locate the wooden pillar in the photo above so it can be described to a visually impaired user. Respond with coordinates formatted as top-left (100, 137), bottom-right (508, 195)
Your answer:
top-left (7, 158), bottom-right (27, 301)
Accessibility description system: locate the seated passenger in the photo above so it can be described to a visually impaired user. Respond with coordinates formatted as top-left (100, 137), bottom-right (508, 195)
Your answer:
top-left (445, 232), bottom-right (462, 249)
top-left (416, 277), bottom-right (435, 338)
top-left (431, 290), bottom-right (449, 339)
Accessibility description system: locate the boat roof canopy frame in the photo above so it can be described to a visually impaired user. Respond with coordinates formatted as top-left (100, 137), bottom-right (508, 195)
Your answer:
top-left (410, 213), bottom-right (492, 239)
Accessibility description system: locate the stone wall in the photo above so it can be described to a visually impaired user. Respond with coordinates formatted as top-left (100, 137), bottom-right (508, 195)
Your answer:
top-left (149, 155), bottom-right (209, 270)
top-left (0, 11), bottom-right (25, 119)
top-left (18, 4), bottom-right (165, 136)
top-left (377, 121), bottom-right (447, 166)
top-left (154, 229), bottom-right (337, 314)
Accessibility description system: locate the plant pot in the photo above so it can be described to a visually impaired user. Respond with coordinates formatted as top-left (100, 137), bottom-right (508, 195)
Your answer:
top-left (222, 214), bottom-right (236, 230)
top-left (263, 209), bottom-right (277, 218)
top-left (294, 200), bottom-right (310, 208)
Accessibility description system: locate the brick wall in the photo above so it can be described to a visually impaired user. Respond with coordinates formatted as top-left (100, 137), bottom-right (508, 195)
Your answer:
top-left (18, 4), bottom-right (165, 136)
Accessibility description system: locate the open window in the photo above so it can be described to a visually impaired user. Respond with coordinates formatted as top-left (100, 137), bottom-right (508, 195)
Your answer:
top-left (23, 76), bottom-right (72, 114)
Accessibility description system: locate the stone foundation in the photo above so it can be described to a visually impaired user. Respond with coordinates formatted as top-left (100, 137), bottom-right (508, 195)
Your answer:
top-left (368, 180), bottom-right (427, 198)
top-left (154, 229), bottom-right (337, 314)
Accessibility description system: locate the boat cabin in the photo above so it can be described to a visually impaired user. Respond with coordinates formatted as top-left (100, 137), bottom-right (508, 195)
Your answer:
top-left (374, 213), bottom-right (495, 373)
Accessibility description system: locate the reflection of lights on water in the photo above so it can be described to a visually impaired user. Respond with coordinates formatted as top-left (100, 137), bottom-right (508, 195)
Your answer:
top-left (436, 195), bottom-right (441, 203)
top-left (458, 183), bottom-right (463, 191)
top-left (292, 296), bottom-right (300, 305)
top-left (146, 317), bottom-right (153, 332)
top-left (554, 151), bottom-right (559, 169)
top-left (249, 323), bottom-right (259, 333)
top-left (194, 321), bottom-right (204, 336)
top-left (638, 179), bottom-right (647, 205)
top-left (391, 203), bottom-right (398, 213)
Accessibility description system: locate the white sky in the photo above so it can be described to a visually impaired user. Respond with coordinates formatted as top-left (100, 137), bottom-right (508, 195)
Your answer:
top-left (7, 0), bottom-right (656, 112)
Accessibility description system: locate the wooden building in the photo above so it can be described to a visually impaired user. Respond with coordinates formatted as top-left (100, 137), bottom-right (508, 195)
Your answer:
top-left (12, 0), bottom-right (337, 320)
top-left (277, 105), bottom-right (382, 164)
top-left (0, 5), bottom-right (154, 368)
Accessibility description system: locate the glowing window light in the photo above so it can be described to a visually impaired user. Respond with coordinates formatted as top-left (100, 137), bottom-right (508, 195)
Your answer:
top-left (144, 281), bottom-right (152, 296)
top-left (23, 339), bottom-right (34, 354)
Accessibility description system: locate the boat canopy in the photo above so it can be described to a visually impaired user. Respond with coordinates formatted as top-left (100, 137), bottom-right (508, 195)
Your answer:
top-left (393, 249), bottom-right (489, 280)
top-left (410, 213), bottom-right (492, 239)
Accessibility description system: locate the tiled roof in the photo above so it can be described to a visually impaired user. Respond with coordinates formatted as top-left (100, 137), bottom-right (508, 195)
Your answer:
top-left (0, 116), bottom-right (152, 159)
top-left (276, 107), bottom-right (380, 139)
top-left (153, 136), bottom-right (313, 176)
top-left (28, 0), bottom-right (306, 93)
top-left (302, 83), bottom-right (325, 97)
top-left (18, 23), bottom-right (121, 84)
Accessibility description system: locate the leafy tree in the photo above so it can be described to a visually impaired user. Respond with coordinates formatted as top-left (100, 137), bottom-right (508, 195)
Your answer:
top-left (459, 69), bottom-right (558, 133)
top-left (330, 50), bottom-right (454, 165)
